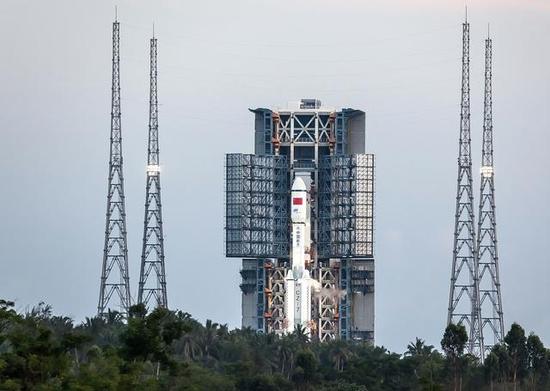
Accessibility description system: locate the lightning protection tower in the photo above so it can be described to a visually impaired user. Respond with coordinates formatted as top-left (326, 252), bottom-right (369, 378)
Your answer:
top-left (98, 18), bottom-right (132, 317)
top-left (138, 34), bottom-right (168, 309)
top-left (447, 15), bottom-right (484, 360)
top-left (476, 32), bottom-right (504, 354)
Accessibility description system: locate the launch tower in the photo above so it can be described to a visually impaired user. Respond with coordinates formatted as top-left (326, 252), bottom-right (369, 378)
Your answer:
top-left (225, 99), bottom-right (375, 342)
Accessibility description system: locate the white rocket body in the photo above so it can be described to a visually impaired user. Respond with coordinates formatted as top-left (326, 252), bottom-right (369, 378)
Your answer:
top-left (284, 177), bottom-right (315, 334)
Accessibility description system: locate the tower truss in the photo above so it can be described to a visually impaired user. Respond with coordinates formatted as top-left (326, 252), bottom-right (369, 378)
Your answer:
top-left (477, 34), bottom-right (504, 353)
top-left (98, 20), bottom-right (131, 317)
top-left (138, 35), bottom-right (168, 309)
top-left (447, 18), bottom-right (484, 359)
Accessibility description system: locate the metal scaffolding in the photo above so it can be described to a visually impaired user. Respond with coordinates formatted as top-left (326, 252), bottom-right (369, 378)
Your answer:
top-left (317, 264), bottom-right (339, 342)
top-left (319, 154), bottom-right (375, 259)
top-left (338, 259), bottom-right (351, 340)
top-left (225, 154), bottom-right (289, 259)
top-left (477, 34), bottom-right (505, 354)
top-left (265, 262), bottom-right (287, 334)
top-left (98, 19), bottom-right (131, 317)
top-left (138, 35), bottom-right (168, 310)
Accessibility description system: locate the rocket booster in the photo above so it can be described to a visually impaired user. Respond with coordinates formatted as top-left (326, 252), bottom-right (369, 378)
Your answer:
top-left (284, 177), bottom-right (316, 334)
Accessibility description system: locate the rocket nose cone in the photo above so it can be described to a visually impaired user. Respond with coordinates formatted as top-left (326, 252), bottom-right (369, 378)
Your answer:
top-left (292, 177), bottom-right (307, 191)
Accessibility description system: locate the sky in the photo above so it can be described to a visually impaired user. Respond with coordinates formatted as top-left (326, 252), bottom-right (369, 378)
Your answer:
top-left (0, 0), bottom-right (549, 354)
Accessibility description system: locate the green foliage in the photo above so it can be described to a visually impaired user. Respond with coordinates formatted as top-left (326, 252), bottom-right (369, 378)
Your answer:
top-left (1, 299), bottom-right (549, 390)
top-left (292, 349), bottom-right (318, 386)
top-left (504, 322), bottom-right (529, 387)
top-left (163, 363), bottom-right (236, 390)
top-left (441, 323), bottom-right (469, 391)
top-left (441, 323), bottom-right (468, 359)
top-left (526, 332), bottom-right (549, 387)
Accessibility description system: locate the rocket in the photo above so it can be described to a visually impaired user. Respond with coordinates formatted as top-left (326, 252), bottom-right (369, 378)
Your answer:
top-left (284, 177), bottom-right (317, 334)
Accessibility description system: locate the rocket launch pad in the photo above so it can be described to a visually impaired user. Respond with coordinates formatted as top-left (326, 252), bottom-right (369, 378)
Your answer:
top-left (226, 100), bottom-right (375, 342)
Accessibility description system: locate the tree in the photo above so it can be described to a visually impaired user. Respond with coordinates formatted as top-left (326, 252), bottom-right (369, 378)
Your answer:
top-left (276, 335), bottom-right (297, 378)
top-left (441, 323), bottom-right (468, 391)
top-left (504, 323), bottom-right (528, 390)
top-left (484, 351), bottom-right (499, 391)
top-left (0, 308), bottom-right (72, 389)
top-left (404, 339), bottom-right (444, 391)
top-left (119, 304), bottom-right (154, 362)
top-left (292, 349), bottom-right (318, 388)
top-left (292, 325), bottom-right (310, 346)
top-left (4, 298), bottom-right (550, 390)
top-left (526, 333), bottom-right (547, 390)
top-left (236, 373), bottom-right (293, 391)
top-left (489, 343), bottom-right (510, 386)
top-left (176, 333), bottom-right (201, 362)
top-left (417, 354), bottom-right (445, 391)
top-left (199, 319), bottom-right (220, 362)
top-left (120, 304), bottom-right (187, 370)
top-left (0, 300), bottom-right (16, 345)
top-left (329, 340), bottom-right (354, 372)
top-left (406, 337), bottom-right (435, 358)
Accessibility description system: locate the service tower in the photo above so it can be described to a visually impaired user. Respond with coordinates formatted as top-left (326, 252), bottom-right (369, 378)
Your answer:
top-left (225, 99), bottom-right (375, 342)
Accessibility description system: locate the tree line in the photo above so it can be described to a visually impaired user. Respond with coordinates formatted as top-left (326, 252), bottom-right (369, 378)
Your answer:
top-left (0, 299), bottom-right (549, 390)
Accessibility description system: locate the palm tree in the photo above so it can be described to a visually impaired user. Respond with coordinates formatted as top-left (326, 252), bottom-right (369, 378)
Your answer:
top-left (79, 315), bottom-right (120, 346)
top-left (250, 335), bottom-right (277, 374)
top-left (200, 319), bottom-right (220, 360)
top-left (292, 325), bottom-right (309, 345)
top-left (25, 302), bottom-right (52, 320)
top-left (82, 316), bottom-right (105, 335)
top-left (329, 340), bottom-right (354, 371)
top-left (44, 315), bottom-right (74, 336)
top-left (175, 332), bottom-right (201, 362)
top-left (277, 334), bottom-right (297, 378)
top-left (406, 337), bottom-right (434, 358)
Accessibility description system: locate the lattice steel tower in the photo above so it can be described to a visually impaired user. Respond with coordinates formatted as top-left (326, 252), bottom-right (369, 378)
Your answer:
top-left (138, 34), bottom-right (168, 309)
top-left (447, 16), bottom-right (484, 359)
top-left (98, 19), bottom-right (132, 317)
top-left (477, 32), bottom-right (504, 354)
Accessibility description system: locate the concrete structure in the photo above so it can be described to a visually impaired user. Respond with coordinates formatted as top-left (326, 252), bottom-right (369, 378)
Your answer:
top-left (225, 99), bottom-right (375, 342)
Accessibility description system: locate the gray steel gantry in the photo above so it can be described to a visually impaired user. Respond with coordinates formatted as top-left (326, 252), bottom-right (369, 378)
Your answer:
top-left (226, 101), bottom-right (375, 343)
top-left (98, 19), bottom-right (132, 317)
top-left (138, 35), bottom-right (168, 309)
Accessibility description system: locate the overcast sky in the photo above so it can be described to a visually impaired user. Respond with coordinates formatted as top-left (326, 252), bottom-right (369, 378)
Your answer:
top-left (1, 0), bottom-right (549, 353)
